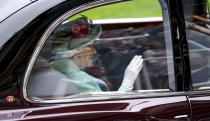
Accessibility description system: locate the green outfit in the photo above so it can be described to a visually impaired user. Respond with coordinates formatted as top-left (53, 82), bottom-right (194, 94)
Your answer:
top-left (52, 17), bottom-right (129, 93)
top-left (52, 59), bottom-right (129, 93)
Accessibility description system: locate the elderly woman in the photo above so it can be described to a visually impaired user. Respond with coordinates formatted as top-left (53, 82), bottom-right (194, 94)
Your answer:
top-left (51, 17), bottom-right (143, 93)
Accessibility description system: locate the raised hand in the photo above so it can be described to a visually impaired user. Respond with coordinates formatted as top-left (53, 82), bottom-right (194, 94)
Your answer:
top-left (121, 55), bottom-right (143, 90)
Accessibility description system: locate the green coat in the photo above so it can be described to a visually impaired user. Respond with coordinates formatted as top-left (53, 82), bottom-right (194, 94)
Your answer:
top-left (52, 59), bottom-right (129, 93)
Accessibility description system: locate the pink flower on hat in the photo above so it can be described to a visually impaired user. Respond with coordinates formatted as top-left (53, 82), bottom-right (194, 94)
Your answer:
top-left (71, 21), bottom-right (88, 38)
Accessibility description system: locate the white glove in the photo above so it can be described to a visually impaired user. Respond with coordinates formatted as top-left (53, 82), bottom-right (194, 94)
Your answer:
top-left (121, 55), bottom-right (143, 90)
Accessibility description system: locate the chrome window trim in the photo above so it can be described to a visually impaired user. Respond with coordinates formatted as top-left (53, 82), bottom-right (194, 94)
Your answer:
top-left (187, 90), bottom-right (210, 95)
top-left (92, 17), bottom-right (163, 24)
top-left (28, 90), bottom-right (186, 104)
top-left (22, 0), bottom-right (175, 104)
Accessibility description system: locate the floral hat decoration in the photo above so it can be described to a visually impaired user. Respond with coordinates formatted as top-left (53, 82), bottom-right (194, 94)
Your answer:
top-left (53, 16), bottom-right (102, 51)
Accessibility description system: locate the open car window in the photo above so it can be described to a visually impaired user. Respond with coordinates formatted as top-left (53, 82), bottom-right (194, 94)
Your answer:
top-left (25, 0), bottom-right (175, 103)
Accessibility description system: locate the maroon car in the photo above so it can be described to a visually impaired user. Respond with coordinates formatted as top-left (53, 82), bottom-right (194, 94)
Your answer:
top-left (0, 0), bottom-right (209, 120)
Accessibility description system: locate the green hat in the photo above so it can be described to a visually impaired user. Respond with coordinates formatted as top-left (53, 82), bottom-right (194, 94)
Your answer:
top-left (52, 16), bottom-right (102, 57)
top-left (53, 16), bottom-right (102, 49)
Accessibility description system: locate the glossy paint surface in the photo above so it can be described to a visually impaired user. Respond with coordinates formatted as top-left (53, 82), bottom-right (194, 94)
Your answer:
top-left (0, 0), bottom-right (33, 22)
top-left (188, 93), bottom-right (210, 121)
top-left (0, 0), bottom-right (67, 47)
top-left (0, 96), bottom-right (190, 120)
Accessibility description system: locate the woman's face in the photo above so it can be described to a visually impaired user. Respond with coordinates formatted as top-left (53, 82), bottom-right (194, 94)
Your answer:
top-left (71, 45), bottom-right (96, 69)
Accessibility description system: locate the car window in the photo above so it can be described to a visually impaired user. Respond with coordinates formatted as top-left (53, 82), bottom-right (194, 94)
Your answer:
top-left (26, 0), bottom-right (175, 102)
top-left (183, 0), bottom-right (210, 90)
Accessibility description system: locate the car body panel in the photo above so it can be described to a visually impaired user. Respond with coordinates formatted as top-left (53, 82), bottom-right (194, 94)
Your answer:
top-left (0, 96), bottom-right (190, 121)
top-left (0, 0), bottom-right (34, 23)
top-left (188, 92), bottom-right (210, 121)
top-left (0, 0), bottom-right (66, 47)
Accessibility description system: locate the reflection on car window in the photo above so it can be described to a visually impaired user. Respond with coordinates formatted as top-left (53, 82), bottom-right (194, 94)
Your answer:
top-left (183, 0), bottom-right (210, 90)
top-left (27, 0), bottom-right (174, 100)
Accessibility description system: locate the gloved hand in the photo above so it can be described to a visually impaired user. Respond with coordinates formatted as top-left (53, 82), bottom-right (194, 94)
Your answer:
top-left (121, 55), bottom-right (143, 90)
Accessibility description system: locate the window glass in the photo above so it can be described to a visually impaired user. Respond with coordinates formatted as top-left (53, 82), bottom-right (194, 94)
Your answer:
top-left (70, 0), bottom-right (162, 20)
top-left (26, 0), bottom-right (174, 100)
top-left (183, 0), bottom-right (210, 90)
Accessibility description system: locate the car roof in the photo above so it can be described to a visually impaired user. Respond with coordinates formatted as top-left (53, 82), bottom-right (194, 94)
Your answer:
top-left (0, 0), bottom-right (35, 23)
top-left (0, 0), bottom-right (66, 48)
